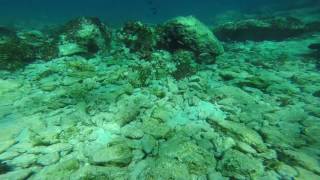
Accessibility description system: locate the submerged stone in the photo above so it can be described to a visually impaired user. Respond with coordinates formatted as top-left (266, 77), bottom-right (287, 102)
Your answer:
top-left (57, 17), bottom-right (111, 57)
top-left (31, 158), bottom-right (80, 179)
top-left (0, 27), bottom-right (36, 70)
top-left (0, 169), bottom-right (32, 180)
top-left (160, 16), bottom-right (224, 64)
top-left (89, 142), bottom-right (133, 166)
top-left (208, 118), bottom-right (267, 152)
top-left (118, 21), bottom-right (158, 54)
top-left (218, 149), bottom-right (264, 179)
top-left (159, 135), bottom-right (216, 175)
top-left (0, 160), bottom-right (12, 175)
top-left (137, 157), bottom-right (191, 180)
top-left (214, 16), bottom-right (306, 41)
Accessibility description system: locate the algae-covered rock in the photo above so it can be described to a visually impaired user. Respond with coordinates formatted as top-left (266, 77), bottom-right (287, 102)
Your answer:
top-left (142, 118), bottom-right (171, 139)
top-left (138, 157), bottom-right (190, 180)
top-left (0, 169), bottom-right (32, 180)
top-left (141, 134), bottom-right (157, 154)
top-left (218, 149), bottom-right (264, 179)
top-left (171, 50), bottom-right (198, 80)
top-left (10, 153), bottom-right (37, 168)
top-left (31, 158), bottom-right (80, 179)
top-left (207, 119), bottom-right (267, 152)
top-left (89, 141), bottom-right (133, 166)
top-left (160, 16), bottom-right (224, 64)
top-left (17, 30), bottom-right (57, 60)
top-left (279, 149), bottom-right (320, 174)
top-left (0, 27), bottom-right (36, 70)
top-left (295, 166), bottom-right (320, 180)
top-left (114, 94), bottom-right (152, 126)
top-left (57, 17), bottom-right (111, 57)
top-left (159, 135), bottom-right (216, 175)
top-left (75, 165), bottom-right (128, 180)
top-left (214, 17), bottom-right (306, 41)
top-left (118, 21), bottom-right (158, 54)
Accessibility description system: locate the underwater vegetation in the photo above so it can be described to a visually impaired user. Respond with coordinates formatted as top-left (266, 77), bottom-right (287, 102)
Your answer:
top-left (0, 4), bottom-right (320, 180)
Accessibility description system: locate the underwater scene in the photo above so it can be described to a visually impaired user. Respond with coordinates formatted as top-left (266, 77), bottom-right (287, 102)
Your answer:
top-left (1, 0), bottom-right (320, 179)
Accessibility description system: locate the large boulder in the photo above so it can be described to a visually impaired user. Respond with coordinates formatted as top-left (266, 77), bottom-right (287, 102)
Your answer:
top-left (160, 16), bottom-right (224, 64)
top-left (56, 17), bottom-right (111, 57)
top-left (214, 17), bottom-right (306, 41)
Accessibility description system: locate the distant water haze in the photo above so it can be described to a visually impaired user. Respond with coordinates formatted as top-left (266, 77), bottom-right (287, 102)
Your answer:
top-left (0, 0), bottom-right (319, 27)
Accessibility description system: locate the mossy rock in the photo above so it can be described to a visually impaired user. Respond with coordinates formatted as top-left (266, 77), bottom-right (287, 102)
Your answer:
top-left (0, 28), bottom-right (36, 70)
top-left (160, 16), bottom-right (224, 64)
top-left (218, 149), bottom-right (264, 179)
top-left (118, 21), bottom-right (159, 55)
top-left (214, 16), bottom-right (306, 41)
top-left (159, 134), bottom-right (216, 175)
top-left (57, 17), bottom-right (111, 57)
top-left (139, 157), bottom-right (191, 180)
top-left (171, 50), bottom-right (198, 80)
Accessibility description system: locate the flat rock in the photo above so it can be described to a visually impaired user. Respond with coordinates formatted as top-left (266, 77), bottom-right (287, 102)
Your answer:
top-left (10, 154), bottom-right (37, 168)
top-left (90, 143), bottom-right (133, 166)
top-left (37, 152), bottom-right (60, 166)
top-left (0, 169), bottom-right (33, 180)
top-left (208, 119), bottom-right (267, 152)
top-left (141, 135), bottom-right (157, 154)
top-left (218, 149), bottom-right (264, 179)
top-left (281, 149), bottom-right (320, 174)
top-left (295, 166), bottom-right (320, 180)
top-left (0, 140), bottom-right (16, 154)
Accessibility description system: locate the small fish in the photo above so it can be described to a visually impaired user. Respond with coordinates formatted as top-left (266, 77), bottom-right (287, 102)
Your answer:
top-left (145, 0), bottom-right (158, 15)
top-left (146, 0), bottom-right (153, 5)
top-left (150, 7), bottom-right (158, 15)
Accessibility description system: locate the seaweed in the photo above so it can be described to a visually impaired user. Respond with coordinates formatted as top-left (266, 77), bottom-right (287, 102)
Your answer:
top-left (172, 50), bottom-right (198, 80)
top-left (119, 21), bottom-right (158, 54)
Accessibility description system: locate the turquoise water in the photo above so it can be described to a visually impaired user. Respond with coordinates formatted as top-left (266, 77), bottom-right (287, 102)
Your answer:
top-left (0, 1), bottom-right (320, 179)
top-left (0, 0), bottom-right (318, 25)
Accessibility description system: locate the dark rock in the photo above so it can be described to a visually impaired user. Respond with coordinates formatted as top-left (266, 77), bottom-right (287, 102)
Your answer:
top-left (214, 17), bottom-right (306, 42)
top-left (308, 43), bottom-right (320, 51)
top-left (0, 160), bottom-right (12, 174)
top-left (306, 21), bottom-right (320, 33)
